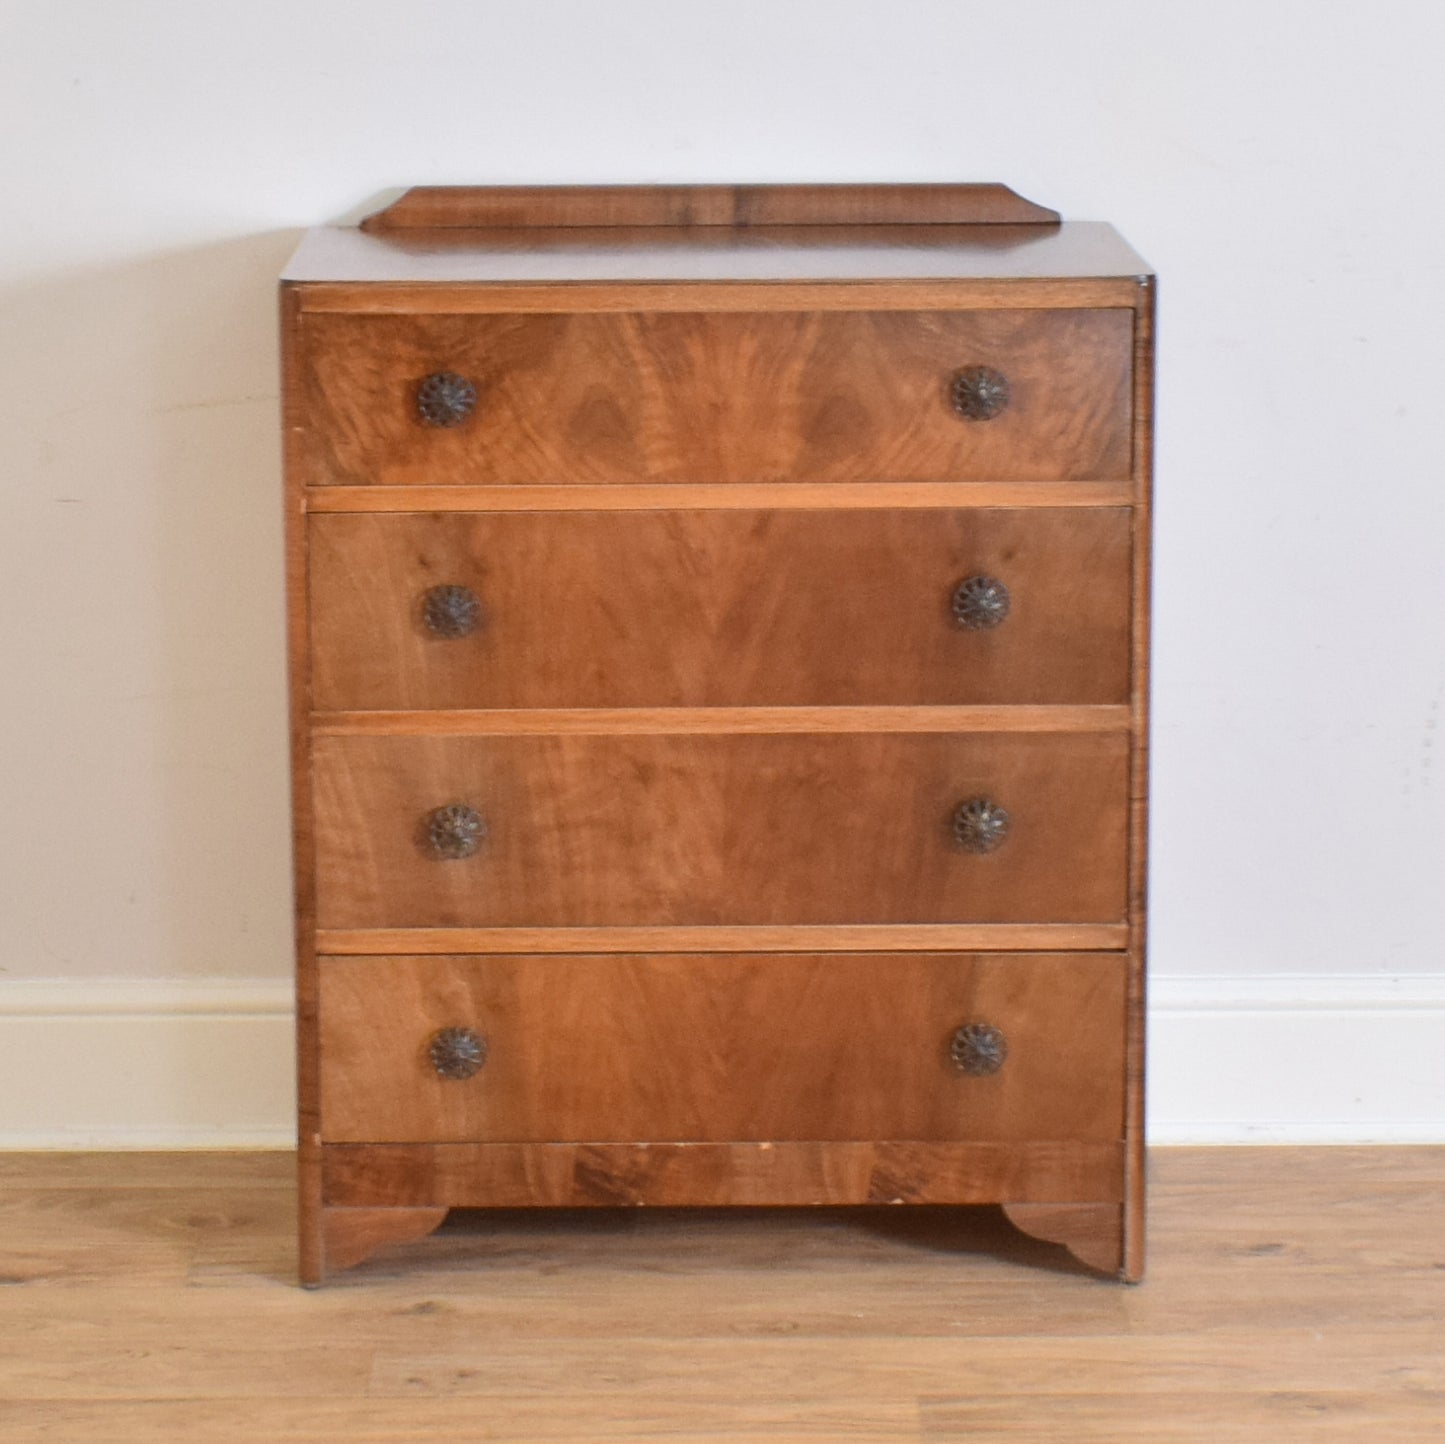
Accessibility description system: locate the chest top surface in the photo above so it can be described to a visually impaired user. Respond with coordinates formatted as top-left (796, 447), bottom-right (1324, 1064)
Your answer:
top-left (281, 183), bottom-right (1152, 287)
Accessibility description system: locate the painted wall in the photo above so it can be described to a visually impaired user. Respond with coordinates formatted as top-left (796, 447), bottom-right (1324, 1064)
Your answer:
top-left (2, 1), bottom-right (1442, 1139)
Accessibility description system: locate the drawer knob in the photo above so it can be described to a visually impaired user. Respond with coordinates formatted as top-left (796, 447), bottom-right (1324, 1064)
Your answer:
top-left (951, 575), bottom-right (1010, 629)
top-left (428, 1026), bottom-right (488, 1080)
top-left (423, 803), bottom-right (486, 860)
top-left (421, 584), bottom-right (482, 639)
top-left (952, 797), bottom-right (1010, 854)
top-left (416, 371), bottom-right (478, 428)
top-left (949, 1022), bottom-right (1008, 1076)
top-left (950, 365), bottom-right (1010, 421)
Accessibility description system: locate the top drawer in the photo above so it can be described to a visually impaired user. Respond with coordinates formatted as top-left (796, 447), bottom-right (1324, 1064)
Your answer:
top-left (294, 309), bottom-right (1134, 486)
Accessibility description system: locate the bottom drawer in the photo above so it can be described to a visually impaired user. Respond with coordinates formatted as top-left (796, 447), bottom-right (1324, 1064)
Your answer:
top-left (318, 952), bottom-right (1125, 1145)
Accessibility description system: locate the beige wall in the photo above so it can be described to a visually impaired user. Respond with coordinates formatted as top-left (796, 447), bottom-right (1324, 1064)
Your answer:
top-left (4, 235), bottom-right (296, 981)
top-left (3, 0), bottom-right (1444, 996)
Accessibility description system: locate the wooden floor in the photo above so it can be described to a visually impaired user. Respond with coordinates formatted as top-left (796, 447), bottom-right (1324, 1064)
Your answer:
top-left (0, 1149), bottom-right (1441, 1441)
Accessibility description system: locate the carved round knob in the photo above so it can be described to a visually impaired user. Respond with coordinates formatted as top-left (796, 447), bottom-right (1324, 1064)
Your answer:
top-left (421, 584), bottom-right (481, 639)
top-left (416, 371), bottom-right (477, 428)
top-left (423, 804), bottom-right (486, 860)
top-left (952, 797), bottom-right (1010, 854)
top-left (951, 575), bottom-right (1010, 629)
top-left (949, 1022), bottom-right (1008, 1076)
top-left (428, 1026), bottom-right (487, 1080)
top-left (950, 366), bottom-right (1010, 421)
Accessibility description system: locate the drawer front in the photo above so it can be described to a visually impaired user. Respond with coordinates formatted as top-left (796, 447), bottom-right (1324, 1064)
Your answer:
top-left (311, 731), bottom-right (1129, 929)
top-left (318, 952), bottom-right (1126, 1143)
top-left (310, 508), bottom-right (1131, 710)
top-left (297, 309), bottom-right (1133, 485)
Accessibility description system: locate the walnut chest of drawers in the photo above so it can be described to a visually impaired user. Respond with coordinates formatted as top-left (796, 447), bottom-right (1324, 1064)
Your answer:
top-left (279, 183), bottom-right (1154, 1285)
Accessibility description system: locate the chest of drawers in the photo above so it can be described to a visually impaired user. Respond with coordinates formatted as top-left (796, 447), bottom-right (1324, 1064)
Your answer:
top-left (280, 183), bottom-right (1153, 1285)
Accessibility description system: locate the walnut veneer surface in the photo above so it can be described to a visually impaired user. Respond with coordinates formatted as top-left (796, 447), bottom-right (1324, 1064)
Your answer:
top-left (318, 953), bottom-right (1126, 1145)
top-left (309, 507), bottom-right (1133, 709)
top-left (296, 309), bottom-right (1133, 486)
top-left (280, 183), bottom-right (1154, 1284)
top-left (311, 731), bottom-right (1130, 929)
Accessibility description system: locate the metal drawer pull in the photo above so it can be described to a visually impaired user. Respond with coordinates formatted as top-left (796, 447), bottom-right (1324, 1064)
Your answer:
top-left (951, 797), bottom-right (1010, 854)
top-left (421, 584), bottom-right (482, 638)
top-left (428, 1026), bottom-right (487, 1080)
top-left (949, 365), bottom-right (1010, 421)
top-left (949, 1022), bottom-right (1008, 1075)
top-left (416, 370), bottom-right (477, 427)
top-left (951, 575), bottom-right (1010, 629)
top-left (423, 803), bottom-right (486, 860)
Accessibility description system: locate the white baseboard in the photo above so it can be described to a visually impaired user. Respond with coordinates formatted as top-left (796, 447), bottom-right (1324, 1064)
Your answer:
top-left (0, 975), bottom-right (1441, 1148)
top-left (1146, 975), bottom-right (1445, 1144)
top-left (0, 980), bottom-right (295, 1149)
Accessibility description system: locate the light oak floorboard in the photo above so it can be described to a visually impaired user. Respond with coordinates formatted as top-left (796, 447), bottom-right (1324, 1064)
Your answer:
top-left (0, 1148), bottom-right (1441, 1441)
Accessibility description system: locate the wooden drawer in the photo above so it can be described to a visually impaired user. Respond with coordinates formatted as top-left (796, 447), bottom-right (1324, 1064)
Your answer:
top-left (318, 952), bottom-right (1126, 1144)
top-left (311, 730), bottom-right (1129, 929)
top-left (296, 309), bottom-right (1133, 486)
top-left (309, 507), bottom-right (1132, 710)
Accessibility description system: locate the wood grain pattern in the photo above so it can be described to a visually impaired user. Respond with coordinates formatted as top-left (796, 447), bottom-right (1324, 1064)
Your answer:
top-left (281, 185), bottom-right (1155, 1288)
top-left (6, 1149), bottom-right (1442, 1427)
top-left (310, 730), bottom-right (1130, 929)
top-left (322, 1139), bottom-right (1126, 1208)
top-left (12, 1149), bottom-right (1437, 1437)
top-left (296, 308), bottom-right (1133, 486)
top-left (359, 183), bottom-right (1062, 230)
top-left (317, 952), bottom-right (1126, 1145)
top-left (1123, 277), bottom-right (1156, 1283)
top-left (278, 285), bottom-right (324, 1287)
top-left (318, 1206), bottom-right (447, 1281)
top-left (284, 217), bottom-right (1152, 289)
top-left (304, 480), bottom-right (1135, 511)
top-left (1001, 1202), bottom-right (1125, 1277)
top-left (315, 923), bottom-right (1131, 955)
top-left (291, 275), bottom-right (1150, 314)
top-left (312, 706), bottom-right (1133, 738)
top-left (309, 508), bottom-right (1132, 710)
